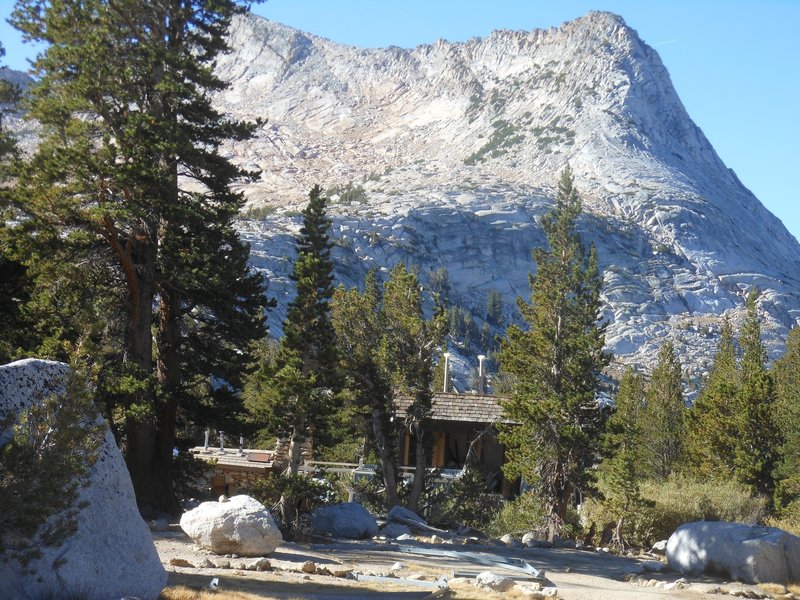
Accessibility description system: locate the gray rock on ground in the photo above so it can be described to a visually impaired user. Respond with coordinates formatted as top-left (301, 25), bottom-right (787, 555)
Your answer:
top-left (0, 359), bottom-right (167, 600)
top-left (381, 522), bottom-right (412, 539)
top-left (311, 502), bottom-right (379, 539)
top-left (667, 521), bottom-right (800, 584)
top-left (180, 494), bottom-right (282, 556)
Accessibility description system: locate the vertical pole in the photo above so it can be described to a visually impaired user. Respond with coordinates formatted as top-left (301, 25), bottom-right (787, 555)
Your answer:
top-left (443, 352), bottom-right (451, 393)
top-left (477, 354), bottom-right (487, 395)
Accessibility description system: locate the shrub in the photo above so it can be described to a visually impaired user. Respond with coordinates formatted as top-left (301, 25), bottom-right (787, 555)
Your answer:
top-left (583, 475), bottom-right (769, 548)
top-left (486, 491), bottom-right (548, 538)
top-left (0, 372), bottom-right (103, 566)
top-left (425, 467), bottom-right (504, 531)
top-left (767, 499), bottom-right (800, 536)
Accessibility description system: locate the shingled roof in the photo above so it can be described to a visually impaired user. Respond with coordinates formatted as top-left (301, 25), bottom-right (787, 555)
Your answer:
top-left (189, 447), bottom-right (275, 474)
top-left (395, 392), bottom-right (511, 424)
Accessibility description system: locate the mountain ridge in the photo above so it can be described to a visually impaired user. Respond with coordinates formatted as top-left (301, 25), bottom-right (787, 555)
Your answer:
top-left (6, 11), bottom-right (798, 388)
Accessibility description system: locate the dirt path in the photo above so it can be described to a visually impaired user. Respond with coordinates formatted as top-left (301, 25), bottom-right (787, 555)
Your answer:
top-left (154, 530), bottom-right (777, 599)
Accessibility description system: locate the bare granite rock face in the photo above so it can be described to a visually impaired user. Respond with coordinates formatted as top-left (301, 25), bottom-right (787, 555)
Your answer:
top-left (0, 359), bottom-right (167, 600)
top-left (212, 11), bottom-right (800, 386)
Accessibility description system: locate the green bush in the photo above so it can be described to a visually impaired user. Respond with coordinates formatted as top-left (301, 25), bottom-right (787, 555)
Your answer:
top-left (486, 491), bottom-right (548, 538)
top-left (583, 475), bottom-right (769, 547)
top-left (768, 499), bottom-right (800, 535)
top-left (425, 467), bottom-right (504, 531)
top-left (0, 372), bottom-right (103, 566)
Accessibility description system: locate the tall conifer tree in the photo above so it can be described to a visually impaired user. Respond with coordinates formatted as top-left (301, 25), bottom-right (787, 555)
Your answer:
top-left (380, 263), bottom-right (446, 512)
top-left (250, 185), bottom-right (338, 528)
top-left (498, 167), bottom-right (609, 537)
top-left (734, 289), bottom-right (779, 496)
top-left (686, 318), bottom-right (738, 477)
top-left (639, 341), bottom-right (684, 479)
top-left (602, 367), bottom-right (649, 548)
top-left (11, 0), bottom-right (266, 513)
top-left (773, 326), bottom-right (800, 510)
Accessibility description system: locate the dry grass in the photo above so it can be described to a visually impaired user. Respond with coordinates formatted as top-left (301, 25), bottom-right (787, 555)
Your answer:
top-left (160, 586), bottom-right (269, 600)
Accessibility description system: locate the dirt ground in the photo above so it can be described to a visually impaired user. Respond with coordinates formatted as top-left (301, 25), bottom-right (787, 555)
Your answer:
top-left (154, 530), bottom-right (789, 600)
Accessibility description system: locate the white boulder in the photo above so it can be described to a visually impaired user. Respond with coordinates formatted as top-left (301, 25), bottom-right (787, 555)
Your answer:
top-left (0, 359), bottom-right (167, 600)
top-left (312, 502), bottom-right (379, 539)
top-left (667, 521), bottom-right (800, 584)
top-left (180, 494), bottom-right (282, 556)
top-left (475, 571), bottom-right (516, 592)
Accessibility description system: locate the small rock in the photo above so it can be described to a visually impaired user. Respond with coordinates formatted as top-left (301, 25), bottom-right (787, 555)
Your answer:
top-left (214, 560), bottom-right (230, 569)
top-left (464, 537), bottom-right (481, 545)
top-left (236, 563), bottom-right (247, 570)
top-left (407, 573), bottom-right (427, 580)
top-left (301, 561), bottom-right (317, 574)
top-left (651, 540), bottom-right (668, 554)
top-left (149, 518), bottom-right (170, 532)
top-left (396, 533), bottom-right (414, 541)
top-left (331, 568), bottom-right (352, 578)
top-left (500, 533), bottom-right (523, 548)
top-left (200, 558), bottom-right (214, 568)
top-left (431, 534), bottom-right (444, 544)
top-left (219, 495), bottom-right (229, 502)
top-left (475, 571), bottom-right (516, 592)
top-left (522, 531), bottom-right (544, 546)
top-left (390, 562), bottom-right (404, 571)
top-left (250, 558), bottom-right (270, 571)
top-left (381, 523), bottom-right (412, 539)
top-left (169, 558), bottom-right (195, 568)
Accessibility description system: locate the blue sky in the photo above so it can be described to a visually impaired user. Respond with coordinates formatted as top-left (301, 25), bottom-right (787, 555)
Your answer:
top-left (2, 1), bottom-right (798, 240)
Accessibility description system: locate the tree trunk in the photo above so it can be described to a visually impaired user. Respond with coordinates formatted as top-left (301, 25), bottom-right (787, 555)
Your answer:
top-left (371, 406), bottom-right (400, 508)
top-left (406, 423), bottom-right (427, 513)
top-left (280, 423), bottom-right (304, 532)
top-left (122, 239), bottom-right (159, 514)
top-left (152, 288), bottom-right (182, 515)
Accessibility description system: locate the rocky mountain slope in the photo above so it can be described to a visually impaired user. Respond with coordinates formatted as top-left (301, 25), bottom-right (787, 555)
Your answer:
top-left (9, 12), bottom-right (798, 388)
top-left (215, 11), bottom-right (800, 386)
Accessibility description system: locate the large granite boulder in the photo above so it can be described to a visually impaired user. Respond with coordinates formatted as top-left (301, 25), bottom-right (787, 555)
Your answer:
top-left (180, 494), bottom-right (282, 556)
top-left (0, 359), bottom-right (167, 600)
top-left (667, 521), bottom-right (800, 584)
top-left (311, 502), bottom-right (379, 539)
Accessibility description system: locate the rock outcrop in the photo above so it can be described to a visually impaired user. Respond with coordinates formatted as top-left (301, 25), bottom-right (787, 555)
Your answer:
top-left (180, 494), bottom-right (282, 556)
top-left (0, 359), bottom-right (167, 600)
top-left (211, 11), bottom-right (800, 385)
top-left (667, 521), bottom-right (800, 584)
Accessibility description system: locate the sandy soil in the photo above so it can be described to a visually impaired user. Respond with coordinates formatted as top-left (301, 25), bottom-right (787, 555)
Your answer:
top-left (154, 530), bottom-right (783, 600)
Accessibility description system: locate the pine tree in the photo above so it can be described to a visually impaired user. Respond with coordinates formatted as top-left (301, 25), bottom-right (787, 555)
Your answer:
top-left (773, 326), bottom-right (800, 510)
top-left (486, 289), bottom-right (504, 327)
top-left (685, 318), bottom-right (738, 478)
top-left (251, 185), bottom-right (339, 528)
top-left (331, 269), bottom-right (402, 508)
top-left (733, 289), bottom-right (779, 497)
top-left (498, 167), bottom-right (610, 537)
top-left (602, 367), bottom-right (649, 549)
top-left (380, 263), bottom-right (446, 512)
top-left (639, 341), bottom-right (684, 479)
top-left (11, 0), bottom-right (267, 513)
